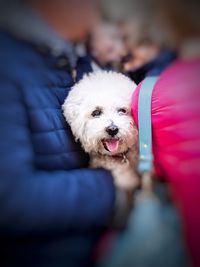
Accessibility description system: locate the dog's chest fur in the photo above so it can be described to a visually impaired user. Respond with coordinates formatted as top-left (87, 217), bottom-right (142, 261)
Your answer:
top-left (90, 146), bottom-right (138, 190)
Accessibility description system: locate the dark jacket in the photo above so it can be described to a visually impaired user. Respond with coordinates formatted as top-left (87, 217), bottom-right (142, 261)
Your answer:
top-left (0, 31), bottom-right (115, 267)
top-left (127, 49), bottom-right (177, 84)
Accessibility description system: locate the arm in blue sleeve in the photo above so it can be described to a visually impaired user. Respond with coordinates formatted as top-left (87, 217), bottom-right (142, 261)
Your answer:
top-left (0, 81), bottom-right (115, 236)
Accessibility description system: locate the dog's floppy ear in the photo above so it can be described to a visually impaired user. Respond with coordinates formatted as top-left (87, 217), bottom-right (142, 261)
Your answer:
top-left (62, 87), bottom-right (86, 142)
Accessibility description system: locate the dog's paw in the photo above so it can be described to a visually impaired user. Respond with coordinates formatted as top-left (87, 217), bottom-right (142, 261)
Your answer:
top-left (112, 166), bottom-right (139, 191)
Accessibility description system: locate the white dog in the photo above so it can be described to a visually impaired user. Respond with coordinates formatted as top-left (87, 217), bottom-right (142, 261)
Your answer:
top-left (62, 71), bottom-right (138, 190)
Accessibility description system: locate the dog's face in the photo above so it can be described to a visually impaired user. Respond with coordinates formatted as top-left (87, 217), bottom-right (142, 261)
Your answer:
top-left (63, 71), bottom-right (138, 156)
top-left (82, 103), bottom-right (138, 156)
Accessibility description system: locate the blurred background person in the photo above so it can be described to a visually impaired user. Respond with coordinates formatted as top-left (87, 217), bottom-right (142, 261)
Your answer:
top-left (89, 21), bottom-right (126, 71)
top-left (123, 37), bottom-right (177, 84)
top-left (78, 19), bottom-right (128, 76)
top-left (101, 0), bottom-right (177, 84)
top-left (76, 20), bottom-right (127, 79)
top-left (0, 1), bottom-right (131, 267)
top-left (121, 19), bottom-right (177, 84)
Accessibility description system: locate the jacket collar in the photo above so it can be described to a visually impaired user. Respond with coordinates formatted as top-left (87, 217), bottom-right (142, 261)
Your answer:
top-left (0, 1), bottom-right (77, 67)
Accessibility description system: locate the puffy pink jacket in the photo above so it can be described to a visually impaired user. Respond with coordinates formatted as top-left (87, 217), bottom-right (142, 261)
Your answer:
top-left (132, 59), bottom-right (200, 267)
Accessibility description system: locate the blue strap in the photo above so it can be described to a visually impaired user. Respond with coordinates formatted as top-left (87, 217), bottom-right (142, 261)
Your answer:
top-left (138, 76), bottom-right (159, 173)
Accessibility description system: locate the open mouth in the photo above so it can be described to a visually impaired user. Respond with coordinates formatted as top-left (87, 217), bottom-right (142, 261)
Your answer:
top-left (102, 138), bottom-right (119, 153)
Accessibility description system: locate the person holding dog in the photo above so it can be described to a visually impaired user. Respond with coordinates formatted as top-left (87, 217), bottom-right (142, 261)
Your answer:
top-left (0, 1), bottom-right (131, 266)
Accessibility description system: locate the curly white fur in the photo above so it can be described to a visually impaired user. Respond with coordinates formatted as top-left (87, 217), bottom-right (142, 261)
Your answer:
top-left (63, 71), bottom-right (139, 190)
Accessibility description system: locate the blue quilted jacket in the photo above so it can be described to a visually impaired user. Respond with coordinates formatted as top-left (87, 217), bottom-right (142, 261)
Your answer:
top-left (0, 31), bottom-right (115, 267)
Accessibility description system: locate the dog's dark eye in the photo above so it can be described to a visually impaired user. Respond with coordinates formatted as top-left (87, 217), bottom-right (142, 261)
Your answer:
top-left (91, 109), bottom-right (102, 118)
top-left (118, 108), bottom-right (127, 115)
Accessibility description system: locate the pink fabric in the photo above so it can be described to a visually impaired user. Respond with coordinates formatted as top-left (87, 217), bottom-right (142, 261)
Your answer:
top-left (132, 59), bottom-right (200, 267)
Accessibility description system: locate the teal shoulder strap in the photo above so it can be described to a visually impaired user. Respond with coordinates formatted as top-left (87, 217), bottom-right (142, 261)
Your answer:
top-left (138, 76), bottom-right (159, 173)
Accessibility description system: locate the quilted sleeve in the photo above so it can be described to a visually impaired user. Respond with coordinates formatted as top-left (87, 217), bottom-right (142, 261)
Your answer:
top-left (0, 80), bottom-right (115, 235)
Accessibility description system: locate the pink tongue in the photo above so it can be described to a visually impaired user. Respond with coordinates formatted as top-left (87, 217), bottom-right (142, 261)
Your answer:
top-left (105, 139), bottom-right (119, 153)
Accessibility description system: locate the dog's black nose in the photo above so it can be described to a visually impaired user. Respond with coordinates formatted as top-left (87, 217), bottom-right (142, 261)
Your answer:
top-left (106, 125), bottom-right (119, 137)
